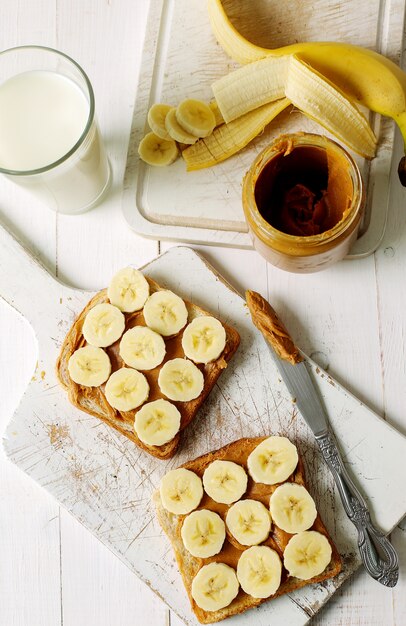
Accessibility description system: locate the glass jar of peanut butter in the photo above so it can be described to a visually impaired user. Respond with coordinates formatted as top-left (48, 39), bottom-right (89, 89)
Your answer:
top-left (242, 133), bottom-right (365, 273)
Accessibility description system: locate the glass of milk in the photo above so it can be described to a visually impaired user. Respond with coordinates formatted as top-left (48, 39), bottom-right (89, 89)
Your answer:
top-left (0, 46), bottom-right (111, 214)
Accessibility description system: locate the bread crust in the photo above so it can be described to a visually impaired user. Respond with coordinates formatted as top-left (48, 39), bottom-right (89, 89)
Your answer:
top-left (56, 277), bottom-right (240, 459)
top-left (154, 436), bottom-right (342, 623)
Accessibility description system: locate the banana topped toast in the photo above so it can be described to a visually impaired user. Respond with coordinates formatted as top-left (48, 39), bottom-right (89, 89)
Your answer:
top-left (56, 267), bottom-right (240, 459)
top-left (154, 436), bottom-right (341, 623)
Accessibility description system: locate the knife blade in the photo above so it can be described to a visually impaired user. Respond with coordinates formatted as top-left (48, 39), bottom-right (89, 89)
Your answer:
top-left (246, 290), bottom-right (399, 588)
top-left (267, 349), bottom-right (328, 438)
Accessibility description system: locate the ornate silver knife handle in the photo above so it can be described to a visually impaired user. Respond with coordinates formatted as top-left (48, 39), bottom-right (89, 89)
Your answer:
top-left (315, 430), bottom-right (399, 587)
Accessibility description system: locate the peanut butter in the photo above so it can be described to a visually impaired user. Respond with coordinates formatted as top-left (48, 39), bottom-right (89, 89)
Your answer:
top-left (245, 290), bottom-right (303, 365)
top-left (242, 133), bottom-right (364, 273)
top-left (254, 137), bottom-right (353, 237)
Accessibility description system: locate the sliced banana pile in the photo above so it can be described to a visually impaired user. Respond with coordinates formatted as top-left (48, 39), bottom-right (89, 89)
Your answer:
top-left (138, 98), bottom-right (216, 166)
top-left (67, 266), bottom-right (228, 448)
top-left (159, 435), bottom-right (333, 612)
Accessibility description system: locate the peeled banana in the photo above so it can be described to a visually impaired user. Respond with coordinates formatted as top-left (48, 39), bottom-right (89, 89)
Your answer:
top-left (247, 436), bottom-right (298, 485)
top-left (143, 290), bottom-right (188, 337)
top-left (212, 56), bottom-right (289, 123)
top-left (158, 357), bottom-right (204, 402)
top-left (82, 303), bottom-right (125, 348)
top-left (134, 399), bottom-right (180, 446)
top-left (202, 460), bottom-right (248, 504)
top-left (191, 562), bottom-right (239, 612)
top-left (211, 55), bottom-right (376, 158)
top-left (181, 316), bottom-right (226, 364)
top-left (108, 267), bottom-right (150, 313)
top-left (104, 367), bottom-right (149, 412)
top-left (68, 346), bottom-right (111, 387)
top-left (269, 482), bottom-right (317, 534)
top-left (208, 0), bottom-right (406, 179)
top-left (181, 509), bottom-right (226, 558)
top-left (160, 467), bottom-right (203, 514)
top-left (237, 546), bottom-right (282, 598)
top-left (119, 326), bottom-right (166, 370)
top-left (283, 530), bottom-right (332, 580)
top-left (226, 499), bottom-right (271, 546)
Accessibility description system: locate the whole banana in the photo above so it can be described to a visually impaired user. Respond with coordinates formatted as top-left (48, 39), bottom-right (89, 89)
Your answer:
top-left (208, 0), bottom-right (406, 184)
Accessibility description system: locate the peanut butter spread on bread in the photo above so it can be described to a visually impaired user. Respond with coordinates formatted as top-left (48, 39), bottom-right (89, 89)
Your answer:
top-left (245, 291), bottom-right (303, 365)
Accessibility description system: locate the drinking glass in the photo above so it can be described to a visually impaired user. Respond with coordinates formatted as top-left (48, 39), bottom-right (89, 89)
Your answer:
top-left (0, 46), bottom-right (111, 214)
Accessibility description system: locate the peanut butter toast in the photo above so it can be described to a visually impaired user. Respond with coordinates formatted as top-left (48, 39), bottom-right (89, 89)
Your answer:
top-left (56, 267), bottom-right (240, 460)
top-left (154, 436), bottom-right (341, 623)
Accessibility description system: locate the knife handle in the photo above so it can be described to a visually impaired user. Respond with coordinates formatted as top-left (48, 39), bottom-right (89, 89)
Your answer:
top-left (315, 430), bottom-right (399, 587)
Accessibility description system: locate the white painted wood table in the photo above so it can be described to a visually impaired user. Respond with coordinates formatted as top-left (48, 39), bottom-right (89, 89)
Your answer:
top-left (1, 1), bottom-right (406, 625)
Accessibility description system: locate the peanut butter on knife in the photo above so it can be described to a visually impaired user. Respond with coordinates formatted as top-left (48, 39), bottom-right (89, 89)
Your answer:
top-left (245, 291), bottom-right (303, 365)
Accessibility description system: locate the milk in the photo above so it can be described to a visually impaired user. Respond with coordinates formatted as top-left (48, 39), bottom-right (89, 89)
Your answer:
top-left (0, 70), bottom-right (110, 214)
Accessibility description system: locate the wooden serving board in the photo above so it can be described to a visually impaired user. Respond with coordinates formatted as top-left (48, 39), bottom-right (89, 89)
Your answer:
top-left (2, 222), bottom-right (406, 625)
top-left (123, 0), bottom-right (405, 254)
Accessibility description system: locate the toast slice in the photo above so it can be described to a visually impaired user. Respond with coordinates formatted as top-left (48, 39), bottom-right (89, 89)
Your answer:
top-left (154, 436), bottom-right (342, 623)
top-left (56, 277), bottom-right (240, 459)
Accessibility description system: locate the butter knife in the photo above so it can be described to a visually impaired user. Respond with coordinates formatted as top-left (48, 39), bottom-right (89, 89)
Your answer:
top-left (246, 291), bottom-right (399, 588)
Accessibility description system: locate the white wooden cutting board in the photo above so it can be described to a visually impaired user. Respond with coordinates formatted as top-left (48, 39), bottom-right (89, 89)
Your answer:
top-left (1, 222), bottom-right (406, 626)
top-left (123, 0), bottom-right (405, 253)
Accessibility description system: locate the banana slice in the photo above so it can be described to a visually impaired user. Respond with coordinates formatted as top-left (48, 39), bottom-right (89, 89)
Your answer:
top-left (191, 563), bottom-right (239, 612)
top-left (119, 326), bottom-right (166, 370)
top-left (165, 108), bottom-right (198, 144)
top-left (107, 267), bottom-right (150, 313)
top-left (160, 468), bottom-right (203, 515)
top-left (158, 358), bottom-right (204, 402)
top-left (269, 483), bottom-right (317, 534)
top-left (283, 531), bottom-right (332, 580)
top-left (82, 303), bottom-right (125, 348)
top-left (181, 509), bottom-right (226, 558)
top-left (176, 99), bottom-right (216, 138)
top-left (247, 436), bottom-right (298, 485)
top-left (203, 460), bottom-right (248, 504)
top-left (104, 367), bottom-right (149, 412)
top-left (138, 131), bottom-right (178, 166)
top-left (181, 316), bottom-right (226, 364)
top-left (147, 103), bottom-right (173, 140)
top-left (68, 346), bottom-right (111, 387)
top-left (226, 499), bottom-right (271, 546)
top-left (134, 399), bottom-right (181, 446)
top-left (237, 546), bottom-right (282, 599)
top-left (143, 290), bottom-right (188, 337)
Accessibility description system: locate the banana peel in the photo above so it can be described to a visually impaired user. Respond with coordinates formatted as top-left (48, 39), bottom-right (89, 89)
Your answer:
top-left (208, 0), bottom-right (406, 184)
top-left (286, 55), bottom-right (376, 159)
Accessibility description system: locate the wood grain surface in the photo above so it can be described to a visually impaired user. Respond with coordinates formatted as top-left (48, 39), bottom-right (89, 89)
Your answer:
top-left (0, 1), bottom-right (406, 626)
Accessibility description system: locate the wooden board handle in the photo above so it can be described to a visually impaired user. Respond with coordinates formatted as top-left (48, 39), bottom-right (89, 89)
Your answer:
top-left (0, 222), bottom-right (61, 325)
